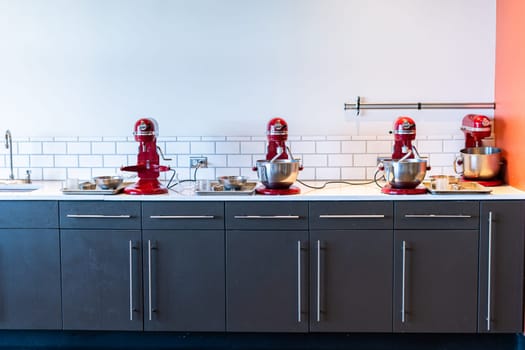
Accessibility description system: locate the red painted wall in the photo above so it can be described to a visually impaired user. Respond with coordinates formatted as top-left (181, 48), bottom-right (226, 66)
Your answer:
top-left (495, 0), bottom-right (525, 189)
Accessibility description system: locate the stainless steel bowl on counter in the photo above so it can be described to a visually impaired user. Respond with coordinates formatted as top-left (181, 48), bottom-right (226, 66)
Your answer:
top-left (383, 158), bottom-right (429, 189)
top-left (454, 147), bottom-right (501, 180)
top-left (93, 175), bottom-right (124, 190)
top-left (217, 175), bottom-right (248, 190)
top-left (255, 159), bottom-right (301, 189)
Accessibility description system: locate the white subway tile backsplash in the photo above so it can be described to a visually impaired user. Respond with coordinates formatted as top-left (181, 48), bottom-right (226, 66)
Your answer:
top-left (43, 142), bottom-right (66, 154)
top-left (67, 142), bottom-right (91, 154)
top-left (241, 141), bottom-right (265, 154)
top-left (290, 141), bottom-right (315, 154)
top-left (217, 167), bottom-right (240, 177)
top-left (43, 168), bottom-right (67, 180)
top-left (166, 141), bottom-right (190, 154)
top-left (316, 141), bottom-right (340, 154)
top-left (316, 167), bottom-right (340, 180)
top-left (102, 137), bottom-right (127, 142)
top-left (79, 155), bottom-right (103, 167)
top-left (30, 155), bottom-right (54, 167)
top-left (18, 142), bottom-right (42, 155)
top-left (429, 153), bottom-right (456, 167)
top-left (8, 134), bottom-right (465, 182)
top-left (328, 154), bottom-right (353, 167)
top-left (302, 154), bottom-right (327, 167)
top-left (13, 155), bottom-right (30, 168)
top-left (92, 142), bottom-right (116, 154)
top-left (416, 140), bottom-right (443, 153)
top-left (366, 140), bottom-right (391, 154)
top-left (297, 167), bottom-right (315, 180)
top-left (302, 136), bottom-right (326, 141)
top-left (207, 155), bottom-right (227, 168)
top-left (227, 155), bottom-right (252, 167)
top-left (354, 154), bottom-right (379, 167)
top-left (202, 136), bottom-right (226, 141)
top-left (117, 142), bottom-right (139, 155)
top-left (216, 142), bottom-right (240, 154)
top-left (55, 155), bottom-right (78, 167)
top-left (190, 142), bottom-right (215, 154)
top-left (342, 141), bottom-right (366, 153)
top-left (103, 155), bottom-right (128, 167)
top-left (227, 136), bottom-right (251, 141)
top-left (67, 168), bottom-right (93, 180)
top-left (443, 140), bottom-right (464, 153)
top-left (341, 167), bottom-right (366, 180)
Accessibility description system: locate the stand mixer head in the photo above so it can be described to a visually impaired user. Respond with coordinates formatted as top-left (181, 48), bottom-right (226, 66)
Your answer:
top-left (391, 116), bottom-right (416, 160)
top-left (456, 114), bottom-right (502, 186)
top-left (266, 117), bottom-right (291, 161)
top-left (121, 118), bottom-right (170, 195)
top-left (460, 114), bottom-right (492, 148)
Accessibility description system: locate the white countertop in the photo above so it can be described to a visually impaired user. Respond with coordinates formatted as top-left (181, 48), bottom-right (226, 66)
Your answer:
top-left (1, 180), bottom-right (525, 201)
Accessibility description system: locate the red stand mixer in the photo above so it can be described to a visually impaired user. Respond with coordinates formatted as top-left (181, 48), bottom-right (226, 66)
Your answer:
top-left (254, 117), bottom-right (302, 195)
top-left (121, 118), bottom-right (170, 195)
top-left (457, 114), bottom-right (503, 186)
top-left (461, 114), bottom-right (491, 148)
top-left (381, 116), bottom-right (428, 195)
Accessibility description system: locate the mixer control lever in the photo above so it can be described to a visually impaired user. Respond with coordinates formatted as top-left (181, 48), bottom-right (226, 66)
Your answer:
top-left (157, 146), bottom-right (172, 161)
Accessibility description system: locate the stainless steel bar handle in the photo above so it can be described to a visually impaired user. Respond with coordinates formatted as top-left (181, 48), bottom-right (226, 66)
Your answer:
top-left (234, 215), bottom-right (301, 219)
top-left (316, 240), bottom-right (321, 323)
top-left (129, 240), bottom-right (134, 321)
top-left (319, 214), bottom-right (385, 218)
top-left (404, 214), bottom-right (472, 218)
top-left (487, 211), bottom-right (493, 331)
top-left (297, 240), bottom-right (302, 323)
top-left (149, 215), bottom-right (215, 219)
top-left (67, 214), bottom-right (132, 219)
top-left (148, 240), bottom-right (153, 321)
top-left (401, 240), bottom-right (407, 324)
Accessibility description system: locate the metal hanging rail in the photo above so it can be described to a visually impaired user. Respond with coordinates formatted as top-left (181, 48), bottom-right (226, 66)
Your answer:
top-left (344, 96), bottom-right (496, 116)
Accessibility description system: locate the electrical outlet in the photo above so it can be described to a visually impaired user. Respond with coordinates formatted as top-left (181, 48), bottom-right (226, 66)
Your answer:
top-left (190, 157), bottom-right (208, 168)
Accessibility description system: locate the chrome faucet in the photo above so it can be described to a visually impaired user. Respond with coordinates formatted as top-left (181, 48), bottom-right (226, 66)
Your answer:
top-left (5, 130), bottom-right (14, 180)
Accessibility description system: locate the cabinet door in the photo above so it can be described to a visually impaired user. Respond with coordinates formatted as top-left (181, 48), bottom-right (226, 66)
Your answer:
top-left (143, 230), bottom-right (225, 331)
top-left (61, 229), bottom-right (142, 331)
top-left (394, 230), bottom-right (478, 332)
top-left (0, 229), bottom-right (61, 329)
top-left (479, 201), bottom-right (525, 333)
top-left (310, 230), bottom-right (392, 332)
top-left (226, 230), bottom-right (308, 332)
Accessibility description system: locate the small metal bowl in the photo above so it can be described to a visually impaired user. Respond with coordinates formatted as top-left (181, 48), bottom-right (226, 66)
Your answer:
top-left (93, 176), bottom-right (124, 190)
top-left (217, 175), bottom-right (248, 190)
top-left (79, 181), bottom-right (96, 190)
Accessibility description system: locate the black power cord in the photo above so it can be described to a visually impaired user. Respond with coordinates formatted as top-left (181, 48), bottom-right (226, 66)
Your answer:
top-left (166, 160), bottom-right (205, 190)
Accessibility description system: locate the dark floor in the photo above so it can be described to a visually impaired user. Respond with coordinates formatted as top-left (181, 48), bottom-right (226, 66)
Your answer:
top-left (0, 331), bottom-right (523, 350)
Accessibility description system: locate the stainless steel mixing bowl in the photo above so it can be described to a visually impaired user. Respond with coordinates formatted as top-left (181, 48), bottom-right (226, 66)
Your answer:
top-left (384, 158), bottom-right (428, 189)
top-left (217, 175), bottom-right (248, 190)
top-left (255, 159), bottom-right (300, 189)
top-left (454, 147), bottom-right (501, 180)
top-left (94, 175), bottom-right (124, 190)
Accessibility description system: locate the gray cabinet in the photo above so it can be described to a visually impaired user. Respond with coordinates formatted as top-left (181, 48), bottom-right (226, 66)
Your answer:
top-left (142, 202), bottom-right (225, 331)
top-left (0, 201), bottom-right (61, 330)
top-left (226, 201), bottom-right (309, 332)
top-left (60, 201), bottom-right (142, 331)
top-left (393, 201), bottom-right (479, 333)
top-left (478, 201), bottom-right (525, 333)
top-left (309, 201), bottom-right (393, 332)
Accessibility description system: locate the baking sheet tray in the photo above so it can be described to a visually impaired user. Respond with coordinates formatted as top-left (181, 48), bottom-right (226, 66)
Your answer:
top-left (195, 182), bottom-right (257, 196)
top-left (61, 183), bottom-right (132, 195)
top-left (423, 181), bottom-right (492, 194)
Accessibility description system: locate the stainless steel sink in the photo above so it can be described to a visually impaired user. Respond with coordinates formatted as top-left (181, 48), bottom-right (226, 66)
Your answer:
top-left (0, 179), bottom-right (40, 191)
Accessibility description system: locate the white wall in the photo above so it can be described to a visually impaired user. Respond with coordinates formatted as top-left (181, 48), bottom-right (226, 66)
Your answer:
top-left (0, 0), bottom-right (495, 138)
